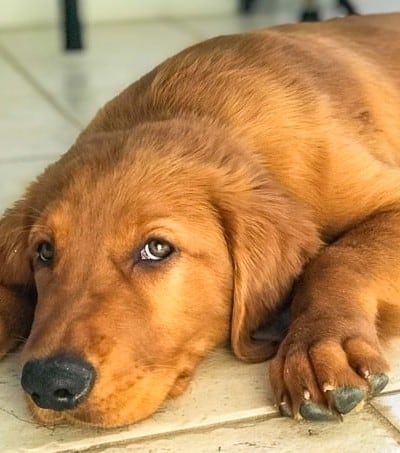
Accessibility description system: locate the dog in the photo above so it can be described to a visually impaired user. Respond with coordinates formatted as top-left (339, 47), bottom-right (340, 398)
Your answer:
top-left (0, 13), bottom-right (399, 427)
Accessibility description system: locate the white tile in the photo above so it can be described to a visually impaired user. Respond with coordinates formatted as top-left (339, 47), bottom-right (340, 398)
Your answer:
top-left (101, 408), bottom-right (400, 453)
top-left (383, 341), bottom-right (400, 393)
top-left (180, 14), bottom-right (286, 40)
top-left (0, 159), bottom-right (54, 213)
top-left (0, 22), bottom-right (196, 125)
top-left (371, 393), bottom-right (400, 432)
top-left (0, 57), bottom-right (78, 161)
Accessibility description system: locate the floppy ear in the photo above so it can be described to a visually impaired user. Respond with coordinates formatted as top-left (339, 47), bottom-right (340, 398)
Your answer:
top-left (0, 152), bottom-right (74, 287)
top-left (0, 155), bottom-right (71, 354)
top-left (214, 167), bottom-right (321, 363)
top-left (0, 200), bottom-right (35, 287)
top-left (0, 199), bottom-right (38, 354)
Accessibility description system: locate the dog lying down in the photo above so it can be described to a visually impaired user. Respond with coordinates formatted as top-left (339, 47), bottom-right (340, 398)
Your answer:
top-left (1, 13), bottom-right (400, 427)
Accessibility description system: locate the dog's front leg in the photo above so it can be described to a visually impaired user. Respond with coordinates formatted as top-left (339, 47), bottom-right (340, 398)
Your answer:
top-left (269, 208), bottom-right (400, 420)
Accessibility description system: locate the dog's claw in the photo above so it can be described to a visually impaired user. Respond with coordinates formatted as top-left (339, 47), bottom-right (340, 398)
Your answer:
top-left (299, 401), bottom-right (337, 421)
top-left (331, 386), bottom-right (365, 414)
top-left (279, 401), bottom-right (292, 417)
top-left (368, 373), bottom-right (389, 396)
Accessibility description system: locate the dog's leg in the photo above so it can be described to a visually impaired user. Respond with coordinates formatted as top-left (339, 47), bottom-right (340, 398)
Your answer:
top-left (269, 208), bottom-right (400, 420)
top-left (0, 207), bottom-right (35, 359)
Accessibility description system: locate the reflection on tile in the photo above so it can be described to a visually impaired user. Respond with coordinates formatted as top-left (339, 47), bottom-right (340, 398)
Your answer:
top-left (0, 57), bottom-right (78, 161)
top-left (371, 393), bottom-right (400, 432)
top-left (0, 159), bottom-right (54, 213)
top-left (0, 22), bottom-right (196, 125)
top-left (181, 14), bottom-right (288, 40)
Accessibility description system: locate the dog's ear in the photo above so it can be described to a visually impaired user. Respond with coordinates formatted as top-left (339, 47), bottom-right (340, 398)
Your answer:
top-left (0, 198), bottom-right (39, 354)
top-left (213, 165), bottom-right (321, 363)
top-left (0, 156), bottom-right (71, 288)
top-left (0, 200), bottom-right (35, 287)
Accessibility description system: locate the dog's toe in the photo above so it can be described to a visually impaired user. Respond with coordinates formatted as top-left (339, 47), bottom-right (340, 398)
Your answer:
top-left (368, 373), bottom-right (389, 396)
top-left (330, 386), bottom-right (365, 414)
top-left (299, 401), bottom-right (338, 421)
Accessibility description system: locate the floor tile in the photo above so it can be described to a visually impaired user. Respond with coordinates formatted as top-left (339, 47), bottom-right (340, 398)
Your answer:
top-left (0, 22), bottom-right (196, 125)
top-left (0, 56), bottom-right (78, 162)
top-left (0, 348), bottom-right (273, 452)
top-left (0, 159), bottom-right (54, 214)
top-left (384, 341), bottom-right (400, 393)
top-left (371, 393), bottom-right (400, 432)
top-left (101, 407), bottom-right (400, 453)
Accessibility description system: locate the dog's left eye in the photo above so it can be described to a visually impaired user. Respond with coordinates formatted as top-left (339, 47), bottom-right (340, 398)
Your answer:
top-left (140, 239), bottom-right (174, 261)
top-left (36, 241), bottom-right (55, 264)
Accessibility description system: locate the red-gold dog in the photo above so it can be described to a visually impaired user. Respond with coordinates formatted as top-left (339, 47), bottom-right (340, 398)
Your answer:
top-left (1, 13), bottom-right (400, 426)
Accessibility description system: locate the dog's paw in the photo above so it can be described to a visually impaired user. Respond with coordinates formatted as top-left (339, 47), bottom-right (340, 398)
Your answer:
top-left (269, 319), bottom-right (390, 421)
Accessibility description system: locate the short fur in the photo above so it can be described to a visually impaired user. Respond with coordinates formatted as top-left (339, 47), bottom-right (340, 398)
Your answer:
top-left (1, 13), bottom-right (400, 426)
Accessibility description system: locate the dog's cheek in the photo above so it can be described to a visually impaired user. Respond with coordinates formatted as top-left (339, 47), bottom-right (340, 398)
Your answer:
top-left (71, 368), bottom-right (178, 427)
top-left (148, 257), bottom-right (232, 349)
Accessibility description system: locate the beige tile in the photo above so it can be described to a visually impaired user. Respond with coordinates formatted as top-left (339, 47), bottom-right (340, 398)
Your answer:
top-left (180, 14), bottom-right (286, 40)
top-left (98, 407), bottom-right (400, 453)
top-left (371, 393), bottom-right (400, 432)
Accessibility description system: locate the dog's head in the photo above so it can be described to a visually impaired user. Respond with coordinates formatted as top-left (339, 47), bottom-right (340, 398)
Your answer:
top-left (5, 120), bottom-right (319, 427)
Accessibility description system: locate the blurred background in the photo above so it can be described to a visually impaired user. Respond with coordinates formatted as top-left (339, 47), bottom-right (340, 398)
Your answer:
top-left (0, 0), bottom-right (398, 211)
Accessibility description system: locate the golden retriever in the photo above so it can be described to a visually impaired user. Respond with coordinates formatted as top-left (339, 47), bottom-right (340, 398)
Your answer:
top-left (1, 13), bottom-right (400, 427)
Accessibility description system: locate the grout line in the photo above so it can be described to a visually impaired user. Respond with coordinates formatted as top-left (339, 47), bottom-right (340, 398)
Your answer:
top-left (380, 388), bottom-right (400, 397)
top-left (0, 43), bottom-right (84, 130)
top-left (60, 412), bottom-right (281, 453)
top-left (368, 403), bottom-right (400, 438)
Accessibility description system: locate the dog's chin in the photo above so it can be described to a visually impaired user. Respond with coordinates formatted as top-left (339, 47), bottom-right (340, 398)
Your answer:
top-left (26, 398), bottom-right (162, 428)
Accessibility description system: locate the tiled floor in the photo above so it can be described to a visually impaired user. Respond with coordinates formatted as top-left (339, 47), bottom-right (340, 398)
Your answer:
top-left (1, 10), bottom-right (400, 453)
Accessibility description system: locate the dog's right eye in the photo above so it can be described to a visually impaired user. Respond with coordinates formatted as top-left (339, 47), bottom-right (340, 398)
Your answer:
top-left (140, 239), bottom-right (175, 262)
top-left (36, 241), bottom-right (55, 263)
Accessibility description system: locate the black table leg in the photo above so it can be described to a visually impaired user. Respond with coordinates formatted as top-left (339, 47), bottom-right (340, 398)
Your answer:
top-left (61, 0), bottom-right (83, 51)
top-left (338, 0), bottom-right (358, 15)
top-left (239, 0), bottom-right (257, 14)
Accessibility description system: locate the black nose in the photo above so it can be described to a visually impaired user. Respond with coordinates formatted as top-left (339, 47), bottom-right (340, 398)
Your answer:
top-left (21, 354), bottom-right (96, 411)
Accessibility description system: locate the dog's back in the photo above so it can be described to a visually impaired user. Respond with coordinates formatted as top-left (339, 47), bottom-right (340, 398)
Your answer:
top-left (82, 14), bottom-right (400, 236)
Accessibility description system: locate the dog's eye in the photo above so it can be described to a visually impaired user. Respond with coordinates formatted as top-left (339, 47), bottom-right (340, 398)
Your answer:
top-left (37, 241), bottom-right (54, 263)
top-left (140, 239), bottom-right (174, 261)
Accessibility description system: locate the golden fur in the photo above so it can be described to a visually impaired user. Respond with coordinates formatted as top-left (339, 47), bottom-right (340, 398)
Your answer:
top-left (1, 13), bottom-right (400, 426)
